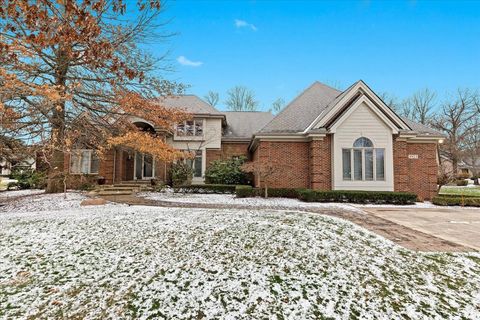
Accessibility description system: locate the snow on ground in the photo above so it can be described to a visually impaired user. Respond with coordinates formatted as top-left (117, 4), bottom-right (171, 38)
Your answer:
top-left (140, 192), bottom-right (479, 211)
top-left (0, 189), bottom-right (45, 199)
top-left (0, 191), bottom-right (122, 213)
top-left (0, 205), bottom-right (479, 319)
top-left (140, 192), bottom-right (365, 213)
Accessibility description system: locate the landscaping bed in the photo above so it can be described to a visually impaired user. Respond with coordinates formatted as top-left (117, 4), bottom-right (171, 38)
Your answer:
top-left (236, 186), bottom-right (417, 205)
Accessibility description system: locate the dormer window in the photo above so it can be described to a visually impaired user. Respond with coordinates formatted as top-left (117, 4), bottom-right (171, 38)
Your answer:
top-left (343, 137), bottom-right (385, 181)
top-left (176, 119), bottom-right (203, 137)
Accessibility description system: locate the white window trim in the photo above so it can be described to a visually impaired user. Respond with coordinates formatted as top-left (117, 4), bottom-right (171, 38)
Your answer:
top-left (342, 147), bottom-right (385, 182)
top-left (133, 152), bottom-right (155, 180)
top-left (70, 149), bottom-right (99, 175)
top-left (174, 119), bottom-right (205, 140)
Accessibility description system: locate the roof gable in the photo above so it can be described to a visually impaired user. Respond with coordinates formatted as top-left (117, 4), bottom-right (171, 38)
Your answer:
top-left (259, 81), bottom-right (341, 134)
top-left (328, 95), bottom-right (400, 134)
top-left (308, 80), bottom-right (411, 132)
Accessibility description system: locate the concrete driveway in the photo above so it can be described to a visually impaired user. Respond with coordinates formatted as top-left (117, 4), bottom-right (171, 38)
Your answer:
top-left (364, 207), bottom-right (480, 251)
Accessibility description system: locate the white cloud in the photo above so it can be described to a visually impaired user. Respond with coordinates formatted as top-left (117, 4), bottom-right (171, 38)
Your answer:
top-left (234, 19), bottom-right (257, 31)
top-left (177, 56), bottom-right (203, 67)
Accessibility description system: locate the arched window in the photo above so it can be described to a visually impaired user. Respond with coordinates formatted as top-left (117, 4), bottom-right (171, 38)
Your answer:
top-left (342, 137), bottom-right (385, 181)
top-left (353, 137), bottom-right (373, 148)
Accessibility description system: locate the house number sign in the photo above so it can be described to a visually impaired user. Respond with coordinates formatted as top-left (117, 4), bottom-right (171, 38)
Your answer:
top-left (408, 154), bottom-right (419, 159)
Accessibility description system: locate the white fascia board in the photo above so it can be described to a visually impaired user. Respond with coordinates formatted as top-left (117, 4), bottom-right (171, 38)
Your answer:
top-left (306, 82), bottom-right (362, 131)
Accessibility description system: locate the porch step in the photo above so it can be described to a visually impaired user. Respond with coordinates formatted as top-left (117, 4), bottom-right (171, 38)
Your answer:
top-left (96, 190), bottom-right (134, 196)
top-left (98, 187), bottom-right (139, 192)
top-left (120, 180), bottom-right (152, 185)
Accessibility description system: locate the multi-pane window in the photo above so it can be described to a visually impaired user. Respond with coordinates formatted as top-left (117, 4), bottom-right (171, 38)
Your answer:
top-left (70, 150), bottom-right (99, 174)
top-left (176, 119), bottom-right (203, 137)
top-left (185, 150), bottom-right (203, 178)
top-left (342, 137), bottom-right (385, 181)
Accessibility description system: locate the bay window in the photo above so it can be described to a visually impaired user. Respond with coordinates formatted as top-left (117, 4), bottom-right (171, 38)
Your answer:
top-left (342, 137), bottom-right (385, 181)
top-left (70, 150), bottom-right (99, 174)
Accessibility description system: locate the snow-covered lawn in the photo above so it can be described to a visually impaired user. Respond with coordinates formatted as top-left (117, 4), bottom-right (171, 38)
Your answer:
top-left (140, 192), bottom-right (365, 213)
top-left (0, 191), bottom-right (87, 213)
top-left (140, 192), bottom-right (451, 210)
top-left (1, 205), bottom-right (479, 319)
top-left (0, 189), bottom-right (45, 199)
top-left (0, 190), bottom-right (122, 213)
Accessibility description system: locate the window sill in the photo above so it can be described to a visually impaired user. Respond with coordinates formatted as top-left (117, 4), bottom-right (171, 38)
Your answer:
top-left (173, 136), bottom-right (205, 141)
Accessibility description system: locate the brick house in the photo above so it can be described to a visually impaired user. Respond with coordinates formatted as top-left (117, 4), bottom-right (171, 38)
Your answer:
top-left (67, 80), bottom-right (443, 200)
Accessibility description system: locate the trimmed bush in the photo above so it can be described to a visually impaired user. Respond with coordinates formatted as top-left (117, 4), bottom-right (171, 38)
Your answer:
top-left (432, 196), bottom-right (480, 207)
top-left (205, 157), bottom-right (250, 185)
top-left (437, 193), bottom-right (478, 198)
top-left (235, 186), bottom-right (304, 198)
top-left (257, 188), bottom-right (303, 198)
top-left (174, 184), bottom-right (236, 194)
top-left (235, 185), bottom-right (254, 198)
top-left (456, 179), bottom-right (468, 186)
top-left (170, 162), bottom-right (193, 187)
top-left (297, 189), bottom-right (417, 205)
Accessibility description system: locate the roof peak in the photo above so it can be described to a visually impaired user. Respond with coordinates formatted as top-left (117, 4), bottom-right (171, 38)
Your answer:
top-left (311, 81), bottom-right (342, 93)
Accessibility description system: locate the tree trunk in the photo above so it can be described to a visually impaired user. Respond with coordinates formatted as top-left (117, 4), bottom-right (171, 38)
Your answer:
top-left (264, 184), bottom-right (268, 198)
top-left (45, 149), bottom-right (66, 193)
top-left (45, 101), bottom-right (66, 193)
top-left (46, 42), bottom-right (69, 193)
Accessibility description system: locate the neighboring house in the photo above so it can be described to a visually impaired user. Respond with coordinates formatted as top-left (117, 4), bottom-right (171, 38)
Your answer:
top-left (66, 80), bottom-right (444, 200)
top-left (440, 154), bottom-right (480, 178)
top-left (0, 157), bottom-right (36, 176)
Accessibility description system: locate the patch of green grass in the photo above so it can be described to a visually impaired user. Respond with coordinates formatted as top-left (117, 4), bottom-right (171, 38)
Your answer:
top-left (439, 186), bottom-right (480, 197)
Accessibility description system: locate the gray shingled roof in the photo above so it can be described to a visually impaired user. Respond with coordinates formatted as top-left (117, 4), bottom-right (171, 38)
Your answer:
top-left (224, 111), bottom-right (275, 139)
top-left (259, 82), bottom-right (341, 134)
top-left (259, 80), bottom-right (442, 138)
top-left (156, 95), bottom-right (223, 116)
top-left (400, 117), bottom-right (444, 136)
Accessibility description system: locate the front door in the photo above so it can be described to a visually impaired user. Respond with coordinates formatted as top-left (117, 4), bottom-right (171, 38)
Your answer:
top-left (134, 153), bottom-right (154, 180)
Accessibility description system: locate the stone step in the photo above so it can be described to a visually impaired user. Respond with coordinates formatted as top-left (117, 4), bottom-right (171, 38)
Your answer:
top-left (112, 184), bottom-right (147, 188)
top-left (99, 186), bottom-right (138, 190)
top-left (96, 190), bottom-right (134, 196)
top-left (120, 180), bottom-right (152, 185)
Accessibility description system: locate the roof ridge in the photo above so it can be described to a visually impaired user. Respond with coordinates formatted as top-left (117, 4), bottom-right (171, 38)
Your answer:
top-left (224, 110), bottom-right (272, 113)
top-left (312, 80), bottom-right (342, 93)
top-left (258, 81), bottom-right (325, 133)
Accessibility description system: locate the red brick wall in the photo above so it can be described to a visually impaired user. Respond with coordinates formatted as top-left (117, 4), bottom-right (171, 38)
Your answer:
top-left (252, 141), bottom-right (310, 188)
top-left (309, 136), bottom-right (332, 190)
top-left (63, 149), bottom-right (115, 188)
top-left (406, 143), bottom-right (438, 200)
top-left (206, 142), bottom-right (250, 168)
top-left (393, 138), bottom-right (438, 200)
top-left (393, 139), bottom-right (408, 192)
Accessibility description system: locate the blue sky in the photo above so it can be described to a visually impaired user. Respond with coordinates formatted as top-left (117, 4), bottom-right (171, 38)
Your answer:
top-left (147, 0), bottom-right (480, 111)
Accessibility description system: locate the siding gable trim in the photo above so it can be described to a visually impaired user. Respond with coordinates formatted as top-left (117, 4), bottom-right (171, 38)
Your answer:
top-left (329, 95), bottom-right (400, 134)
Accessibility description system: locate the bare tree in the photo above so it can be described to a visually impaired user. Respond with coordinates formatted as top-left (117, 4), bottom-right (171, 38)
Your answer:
top-left (204, 91), bottom-right (219, 107)
top-left (403, 88), bottom-right (436, 125)
top-left (225, 86), bottom-right (258, 111)
top-left (431, 89), bottom-right (480, 174)
top-left (378, 92), bottom-right (402, 113)
top-left (271, 98), bottom-right (285, 114)
top-left (462, 117), bottom-right (480, 177)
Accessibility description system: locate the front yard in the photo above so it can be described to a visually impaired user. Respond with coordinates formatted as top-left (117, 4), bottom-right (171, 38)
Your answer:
top-left (440, 185), bottom-right (480, 197)
top-left (1, 193), bottom-right (479, 319)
